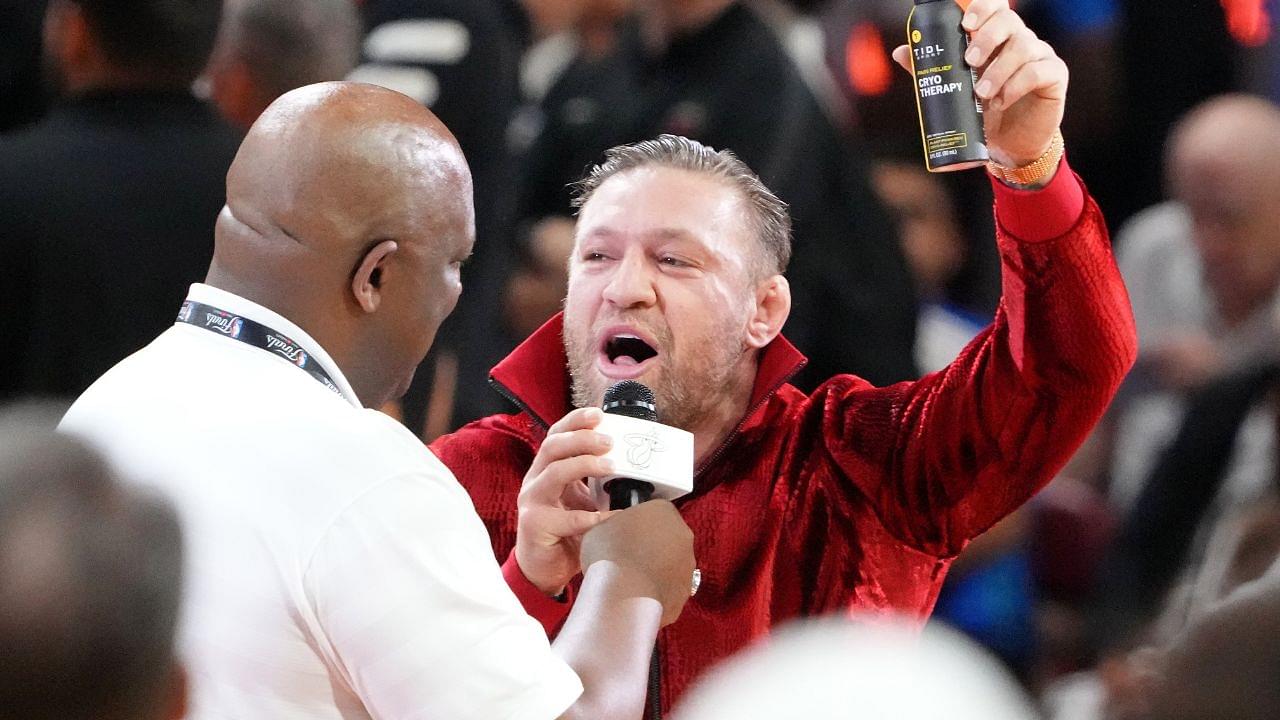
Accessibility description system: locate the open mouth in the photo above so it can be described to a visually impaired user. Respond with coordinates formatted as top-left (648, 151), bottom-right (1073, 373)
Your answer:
top-left (598, 330), bottom-right (659, 378)
top-left (605, 335), bottom-right (657, 365)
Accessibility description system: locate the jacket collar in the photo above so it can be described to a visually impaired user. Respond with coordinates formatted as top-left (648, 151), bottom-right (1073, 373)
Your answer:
top-left (489, 312), bottom-right (807, 429)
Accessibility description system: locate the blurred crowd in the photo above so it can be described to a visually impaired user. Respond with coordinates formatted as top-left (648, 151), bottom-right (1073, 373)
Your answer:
top-left (2, 0), bottom-right (1280, 717)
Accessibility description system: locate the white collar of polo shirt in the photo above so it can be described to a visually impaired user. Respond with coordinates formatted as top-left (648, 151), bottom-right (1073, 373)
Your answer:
top-left (182, 283), bottom-right (363, 408)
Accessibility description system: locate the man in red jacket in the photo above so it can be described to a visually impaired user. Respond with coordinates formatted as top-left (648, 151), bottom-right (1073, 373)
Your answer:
top-left (430, 0), bottom-right (1138, 713)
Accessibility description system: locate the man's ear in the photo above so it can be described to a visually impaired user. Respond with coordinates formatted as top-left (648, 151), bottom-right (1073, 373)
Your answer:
top-left (351, 240), bottom-right (398, 314)
top-left (746, 274), bottom-right (791, 350)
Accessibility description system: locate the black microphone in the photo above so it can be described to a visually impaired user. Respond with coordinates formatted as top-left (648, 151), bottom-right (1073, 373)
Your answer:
top-left (602, 380), bottom-right (658, 509)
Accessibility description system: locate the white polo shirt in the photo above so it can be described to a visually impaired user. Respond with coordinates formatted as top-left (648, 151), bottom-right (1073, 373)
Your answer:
top-left (62, 284), bottom-right (582, 720)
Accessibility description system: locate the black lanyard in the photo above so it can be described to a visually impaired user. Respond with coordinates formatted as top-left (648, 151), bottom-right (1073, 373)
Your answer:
top-left (176, 300), bottom-right (344, 397)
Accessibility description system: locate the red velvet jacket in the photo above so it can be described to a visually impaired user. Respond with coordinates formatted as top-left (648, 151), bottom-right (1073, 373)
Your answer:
top-left (429, 165), bottom-right (1137, 714)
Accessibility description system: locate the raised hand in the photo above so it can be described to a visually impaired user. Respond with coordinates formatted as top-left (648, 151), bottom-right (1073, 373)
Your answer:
top-left (894, 0), bottom-right (1068, 169)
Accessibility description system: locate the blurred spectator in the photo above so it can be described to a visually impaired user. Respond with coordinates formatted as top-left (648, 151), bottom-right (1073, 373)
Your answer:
top-left (1102, 557), bottom-right (1280, 720)
top-left (817, 0), bottom-right (1004, 316)
top-left (0, 0), bottom-right (238, 403)
top-left (1094, 363), bottom-right (1280, 654)
top-left (1144, 566), bottom-right (1280, 720)
top-left (503, 216), bottom-right (575, 341)
top-left (0, 405), bottom-right (185, 720)
top-left (673, 618), bottom-right (1040, 720)
top-left (517, 0), bottom-right (917, 390)
top-left (1109, 94), bottom-right (1280, 512)
top-left (203, 0), bottom-right (361, 130)
top-left (931, 509), bottom-right (1036, 676)
top-left (871, 161), bottom-right (984, 374)
top-left (0, 0), bottom-right (49, 132)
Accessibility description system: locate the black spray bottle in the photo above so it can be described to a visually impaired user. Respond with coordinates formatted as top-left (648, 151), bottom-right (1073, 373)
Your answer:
top-left (908, 0), bottom-right (988, 171)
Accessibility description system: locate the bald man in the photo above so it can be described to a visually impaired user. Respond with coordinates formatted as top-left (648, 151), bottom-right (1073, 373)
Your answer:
top-left (62, 81), bottom-right (696, 720)
top-left (1107, 95), bottom-right (1280, 511)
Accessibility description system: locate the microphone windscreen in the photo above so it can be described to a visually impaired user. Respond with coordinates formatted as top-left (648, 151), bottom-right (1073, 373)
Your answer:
top-left (602, 380), bottom-right (658, 423)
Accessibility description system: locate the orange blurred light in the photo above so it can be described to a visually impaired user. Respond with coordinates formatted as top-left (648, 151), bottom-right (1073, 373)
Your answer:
top-left (1221, 0), bottom-right (1272, 47)
top-left (846, 21), bottom-right (893, 97)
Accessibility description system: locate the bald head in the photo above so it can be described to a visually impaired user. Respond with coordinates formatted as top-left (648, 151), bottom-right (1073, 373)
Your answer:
top-left (219, 80), bottom-right (469, 252)
top-left (1168, 94), bottom-right (1280, 191)
top-left (209, 81), bottom-right (475, 407)
top-left (1165, 95), bottom-right (1280, 324)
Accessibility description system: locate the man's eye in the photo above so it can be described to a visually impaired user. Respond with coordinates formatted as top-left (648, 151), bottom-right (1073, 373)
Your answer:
top-left (659, 256), bottom-right (687, 267)
top-left (583, 252), bottom-right (608, 262)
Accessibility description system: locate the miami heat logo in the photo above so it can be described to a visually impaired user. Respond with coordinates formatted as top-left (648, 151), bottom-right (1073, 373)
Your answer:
top-left (624, 430), bottom-right (666, 469)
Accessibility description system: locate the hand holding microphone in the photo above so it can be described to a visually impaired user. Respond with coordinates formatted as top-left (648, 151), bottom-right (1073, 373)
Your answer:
top-left (585, 380), bottom-right (700, 620)
top-left (514, 381), bottom-right (698, 613)
top-left (515, 407), bottom-right (616, 596)
top-left (592, 380), bottom-right (694, 510)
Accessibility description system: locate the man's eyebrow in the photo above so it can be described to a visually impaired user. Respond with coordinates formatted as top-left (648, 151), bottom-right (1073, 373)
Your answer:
top-left (581, 226), bottom-right (621, 240)
top-left (650, 227), bottom-right (699, 243)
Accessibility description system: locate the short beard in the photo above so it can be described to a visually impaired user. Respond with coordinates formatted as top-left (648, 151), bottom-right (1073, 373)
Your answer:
top-left (566, 315), bottom-right (747, 431)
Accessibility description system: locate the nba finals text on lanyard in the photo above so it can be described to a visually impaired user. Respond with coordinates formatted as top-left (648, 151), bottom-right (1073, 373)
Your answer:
top-left (176, 300), bottom-right (344, 397)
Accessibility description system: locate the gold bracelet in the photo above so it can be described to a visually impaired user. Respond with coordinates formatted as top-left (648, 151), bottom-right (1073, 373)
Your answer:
top-left (986, 129), bottom-right (1065, 188)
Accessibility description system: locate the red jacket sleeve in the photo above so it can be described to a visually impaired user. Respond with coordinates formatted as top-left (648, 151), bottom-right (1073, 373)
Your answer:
top-left (813, 161), bottom-right (1137, 557)
top-left (500, 549), bottom-right (573, 636)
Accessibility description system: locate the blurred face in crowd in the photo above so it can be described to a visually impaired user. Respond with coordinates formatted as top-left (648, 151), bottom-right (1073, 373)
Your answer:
top-left (1169, 99), bottom-right (1280, 326)
top-left (564, 167), bottom-right (773, 430)
top-left (1176, 158), bottom-right (1280, 325)
top-left (872, 162), bottom-right (965, 298)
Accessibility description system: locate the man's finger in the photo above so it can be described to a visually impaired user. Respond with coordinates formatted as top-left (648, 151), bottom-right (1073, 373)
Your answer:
top-left (526, 506), bottom-right (610, 541)
top-left (521, 455), bottom-right (614, 504)
top-left (892, 44), bottom-right (912, 73)
top-left (964, 8), bottom-right (1025, 68)
top-left (546, 407), bottom-right (604, 436)
top-left (995, 56), bottom-right (1068, 110)
top-left (959, 0), bottom-right (1008, 31)
top-left (973, 31), bottom-right (1044, 101)
top-left (548, 509), bottom-right (611, 538)
top-left (526, 427), bottom-right (612, 477)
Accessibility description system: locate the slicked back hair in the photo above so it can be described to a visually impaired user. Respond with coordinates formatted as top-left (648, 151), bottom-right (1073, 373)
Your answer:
top-left (572, 134), bottom-right (792, 277)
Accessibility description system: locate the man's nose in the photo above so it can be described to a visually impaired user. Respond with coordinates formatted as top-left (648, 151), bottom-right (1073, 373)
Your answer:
top-left (602, 251), bottom-right (657, 308)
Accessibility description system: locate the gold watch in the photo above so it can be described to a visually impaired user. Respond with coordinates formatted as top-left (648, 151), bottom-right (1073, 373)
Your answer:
top-left (986, 129), bottom-right (1065, 188)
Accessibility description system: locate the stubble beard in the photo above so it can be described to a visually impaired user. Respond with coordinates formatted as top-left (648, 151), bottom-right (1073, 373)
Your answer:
top-left (565, 315), bottom-right (747, 431)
